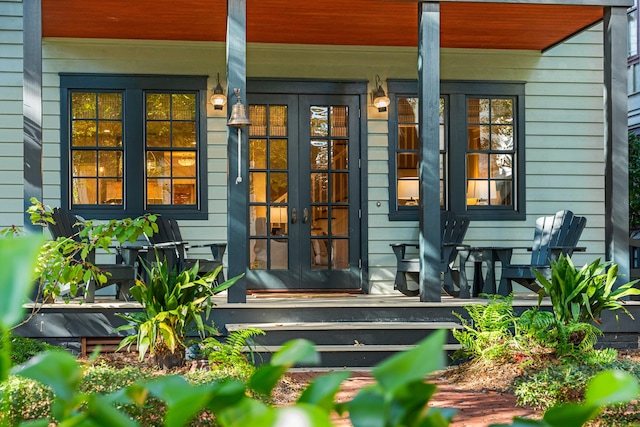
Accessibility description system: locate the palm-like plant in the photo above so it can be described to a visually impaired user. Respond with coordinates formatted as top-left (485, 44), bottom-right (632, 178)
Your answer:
top-left (534, 255), bottom-right (640, 325)
top-left (117, 256), bottom-right (240, 368)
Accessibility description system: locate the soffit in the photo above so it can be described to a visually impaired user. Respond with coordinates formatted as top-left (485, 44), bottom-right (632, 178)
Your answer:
top-left (41, 0), bottom-right (605, 51)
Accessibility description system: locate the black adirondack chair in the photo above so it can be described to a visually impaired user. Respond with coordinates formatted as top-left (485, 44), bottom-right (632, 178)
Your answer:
top-left (147, 216), bottom-right (227, 284)
top-left (47, 208), bottom-right (137, 302)
top-left (391, 211), bottom-right (470, 297)
top-left (498, 209), bottom-right (587, 295)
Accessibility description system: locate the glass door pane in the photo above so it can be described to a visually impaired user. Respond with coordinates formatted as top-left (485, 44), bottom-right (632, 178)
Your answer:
top-left (249, 104), bottom-right (289, 270)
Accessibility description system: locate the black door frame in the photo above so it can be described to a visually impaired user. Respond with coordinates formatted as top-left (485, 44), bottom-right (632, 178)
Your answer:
top-left (240, 79), bottom-right (370, 292)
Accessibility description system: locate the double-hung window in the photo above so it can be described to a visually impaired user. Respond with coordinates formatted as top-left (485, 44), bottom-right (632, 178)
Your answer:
top-left (388, 80), bottom-right (525, 221)
top-left (60, 74), bottom-right (208, 219)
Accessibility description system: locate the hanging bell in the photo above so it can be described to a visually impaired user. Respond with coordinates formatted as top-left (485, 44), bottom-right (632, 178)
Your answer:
top-left (227, 88), bottom-right (252, 127)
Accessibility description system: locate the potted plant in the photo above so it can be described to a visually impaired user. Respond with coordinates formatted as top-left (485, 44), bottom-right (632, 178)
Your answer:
top-left (116, 255), bottom-right (240, 369)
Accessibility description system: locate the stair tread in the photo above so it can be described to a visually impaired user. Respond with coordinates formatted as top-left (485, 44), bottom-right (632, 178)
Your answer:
top-left (248, 343), bottom-right (461, 351)
top-left (227, 321), bottom-right (461, 331)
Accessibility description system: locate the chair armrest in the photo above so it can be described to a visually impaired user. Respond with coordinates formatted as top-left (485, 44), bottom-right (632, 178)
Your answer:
top-left (390, 243), bottom-right (419, 248)
top-left (548, 246), bottom-right (586, 252)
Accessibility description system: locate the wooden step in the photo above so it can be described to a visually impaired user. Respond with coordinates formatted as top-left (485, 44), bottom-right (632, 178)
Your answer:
top-left (227, 321), bottom-right (462, 332)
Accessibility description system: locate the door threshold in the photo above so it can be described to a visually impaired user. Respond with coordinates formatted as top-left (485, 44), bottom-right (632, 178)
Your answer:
top-left (247, 289), bottom-right (362, 298)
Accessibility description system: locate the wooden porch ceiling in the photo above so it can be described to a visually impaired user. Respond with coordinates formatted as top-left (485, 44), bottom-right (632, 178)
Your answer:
top-left (42, 0), bottom-right (604, 51)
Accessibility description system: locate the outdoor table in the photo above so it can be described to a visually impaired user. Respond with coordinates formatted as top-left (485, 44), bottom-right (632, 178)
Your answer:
top-left (458, 247), bottom-right (520, 297)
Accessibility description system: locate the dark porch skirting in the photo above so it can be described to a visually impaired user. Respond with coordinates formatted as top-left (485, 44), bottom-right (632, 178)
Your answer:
top-left (13, 294), bottom-right (640, 367)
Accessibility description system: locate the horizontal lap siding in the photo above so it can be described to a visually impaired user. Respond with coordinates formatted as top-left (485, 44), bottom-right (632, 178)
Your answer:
top-left (38, 32), bottom-right (605, 293)
top-left (0, 1), bottom-right (23, 229)
top-left (368, 29), bottom-right (606, 293)
top-left (41, 39), bottom-right (228, 261)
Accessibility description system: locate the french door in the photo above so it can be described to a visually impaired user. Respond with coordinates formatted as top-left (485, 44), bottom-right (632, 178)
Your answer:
top-left (245, 92), bottom-right (361, 290)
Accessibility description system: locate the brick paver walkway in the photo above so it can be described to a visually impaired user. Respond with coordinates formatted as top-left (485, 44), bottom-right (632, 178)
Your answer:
top-left (287, 372), bottom-right (540, 427)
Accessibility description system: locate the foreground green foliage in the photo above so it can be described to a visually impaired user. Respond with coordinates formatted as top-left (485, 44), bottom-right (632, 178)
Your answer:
top-left (2, 236), bottom-right (640, 426)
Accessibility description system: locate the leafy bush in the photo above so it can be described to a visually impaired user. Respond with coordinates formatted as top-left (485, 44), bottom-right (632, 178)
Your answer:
top-left (199, 327), bottom-right (265, 378)
top-left (452, 294), bottom-right (518, 362)
top-left (25, 198), bottom-right (158, 302)
top-left (0, 375), bottom-right (52, 425)
top-left (453, 295), bottom-right (607, 365)
top-left (116, 255), bottom-right (240, 368)
top-left (514, 358), bottom-right (640, 411)
top-left (0, 334), bottom-right (57, 366)
top-left (534, 255), bottom-right (640, 325)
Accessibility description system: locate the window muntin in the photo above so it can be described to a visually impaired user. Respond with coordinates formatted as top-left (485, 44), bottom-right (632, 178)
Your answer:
top-left (466, 97), bottom-right (514, 208)
top-left (61, 74), bottom-right (207, 219)
top-left (145, 93), bottom-right (198, 206)
top-left (70, 92), bottom-right (124, 205)
top-left (395, 97), bottom-right (446, 209)
top-left (388, 80), bottom-right (525, 221)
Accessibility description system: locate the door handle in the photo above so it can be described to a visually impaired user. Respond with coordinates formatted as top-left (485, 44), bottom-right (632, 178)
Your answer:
top-left (303, 208), bottom-right (309, 223)
top-left (291, 208), bottom-right (297, 224)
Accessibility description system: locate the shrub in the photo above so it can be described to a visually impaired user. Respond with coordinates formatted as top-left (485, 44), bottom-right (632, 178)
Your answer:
top-left (0, 335), bottom-right (57, 366)
top-left (199, 327), bottom-right (265, 378)
top-left (534, 255), bottom-right (640, 325)
top-left (116, 255), bottom-right (240, 369)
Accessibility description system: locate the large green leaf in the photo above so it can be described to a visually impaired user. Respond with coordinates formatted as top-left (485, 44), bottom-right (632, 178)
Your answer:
top-left (372, 329), bottom-right (446, 393)
top-left (13, 350), bottom-right (82, 401)
top-left (272, 405), bottom-right (335, 427)
top-left (216, 396), bottom-right (273, 427)
top-left (298, 371), bottom-right (352, 412)
top-left (0, 236), bottom-right (44, 328)
top-left (542, 403), bottom-right (600, 427)
top-left (387, 381), bottom-right (440, 426)
top-left (249, 365), bottom-right (288, 397)
top-left (348, 384), bottom-right (387, 427)
top-left (585, 369), bottom-right (640, 406)
top-left (271, 339), bottom-right (319, 366)
top-left (85, 394), bottom-right (138, 427)
top-left (164, 384), bottom-right (215, 427)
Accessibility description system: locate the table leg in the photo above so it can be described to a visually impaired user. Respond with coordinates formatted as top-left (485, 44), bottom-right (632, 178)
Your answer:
top-left (473, 260), bottom-right (484, 297)
top-left (496, 248), bottom-right (514, 296)
top-left (457, 250), bottom-right (472, 299)
top-left (482, 250), bottom-right (498, 295)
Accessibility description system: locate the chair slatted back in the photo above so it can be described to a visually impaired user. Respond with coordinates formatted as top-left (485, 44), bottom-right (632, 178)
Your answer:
top-left (441, 211), bottom-right (470, 246)
top-left (49, 208), bottom-right (83, 241)
top-left (147, 216), bottom-right (185, 266)
top-left (530, 210), bottom-right (586, 266)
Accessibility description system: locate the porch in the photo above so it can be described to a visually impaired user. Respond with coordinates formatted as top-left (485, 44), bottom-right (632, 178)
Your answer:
top-left (15, 293), bottom-right (640, 368)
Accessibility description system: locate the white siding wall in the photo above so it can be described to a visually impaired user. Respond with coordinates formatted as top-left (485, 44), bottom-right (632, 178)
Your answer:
top-left (0, 0), bottom-right (24, 228)
top-left (40, 27), bottom-right (606, 293)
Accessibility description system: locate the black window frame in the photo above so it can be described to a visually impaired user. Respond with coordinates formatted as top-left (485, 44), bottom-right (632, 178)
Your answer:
top-left (60, 73), bottom-right (209, 220)
top-left (387, 79), bottom-right (526, 221)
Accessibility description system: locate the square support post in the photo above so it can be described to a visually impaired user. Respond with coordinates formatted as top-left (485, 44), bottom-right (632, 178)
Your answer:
top-left (23, 0), bottom-right (43, 231)
top-left (418, 2), bottom-right (442, 302)
top-left (226, 0), bottom-right (248, 303)
top-left (603, 6), bottom-right (630, 283)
